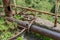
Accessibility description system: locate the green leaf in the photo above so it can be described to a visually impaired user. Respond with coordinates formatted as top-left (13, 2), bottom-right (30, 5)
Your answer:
top-left (16, 37), bottom-right (22, 40)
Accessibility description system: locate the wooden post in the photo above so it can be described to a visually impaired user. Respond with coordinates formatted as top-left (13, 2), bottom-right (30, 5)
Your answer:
top-left (2, 0), bottom-right (13, 17)
top-left (54, 0), bottom-right (59, 27)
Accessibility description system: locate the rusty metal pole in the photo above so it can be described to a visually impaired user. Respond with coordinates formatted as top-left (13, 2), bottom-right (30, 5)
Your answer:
top-left (5, 17), bottom-right (60, 40)
top-left (54, 0), bottom-right (59, 27)
top-left (14, 0), bottom-right (17, 14)
top-left (2, 0), bottom-right (13, 17)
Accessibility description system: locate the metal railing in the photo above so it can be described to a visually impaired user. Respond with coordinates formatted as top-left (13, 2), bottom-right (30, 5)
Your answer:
top-left (1, 0), bottom-right (60, 40)
top-left (0, 0), bottom-right (59, 27)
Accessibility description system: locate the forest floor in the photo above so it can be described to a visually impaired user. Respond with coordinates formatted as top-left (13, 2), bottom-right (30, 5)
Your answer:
top-left (19, 32), bottom-right (42, 40)
top-left (0, 11), bottom-right (53, 40)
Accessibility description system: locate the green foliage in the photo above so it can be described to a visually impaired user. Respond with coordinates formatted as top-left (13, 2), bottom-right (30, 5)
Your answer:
top-left (0, 32), bottom-right (12, 40)
top-left (24, 0), bottom-right (53, 12)
top-left (0, 17), bottom-right (4, 24)
top-left (50, 5), bottom-right (55, 13)
top-left (59, 3), bottom-right (60, 14)
top-left (57, 17), bottom-right (60, 24)
top-left (16, 0), bottom-right (26, 6)
top-left (0, 0), bottom-right (2, 4)
top-left (10, 0), bottom-right (14, 4)
top-left (0, 17), bottom-right (8, 31)
top-left (35, 1), bottom-right (53, 12)
top-left (40, 14), bottom-right (54, 22)
top-left (0, 0), bottom-right (60, 40)
top-left (0, 25), bottom-right (8, 31)
top-left (49, 0), bottom-right (55, 4)
top-left (25, 0), bottom-right (31, 5)
top-left (16, 37), bottom-right (22, 40)
top-left (13, 14), bottom-right (22, 20)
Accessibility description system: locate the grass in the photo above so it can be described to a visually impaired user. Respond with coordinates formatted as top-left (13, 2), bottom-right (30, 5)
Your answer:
top-left (0, 16), bottom-right (22, 40)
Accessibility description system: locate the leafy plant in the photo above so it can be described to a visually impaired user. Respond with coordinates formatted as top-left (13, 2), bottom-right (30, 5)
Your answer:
top-left (14, 14), bottom-right (22, 20)
top-left (0, 32), bottom-right (12, 40)
top-left (16, 37), bottom-right (23, 40)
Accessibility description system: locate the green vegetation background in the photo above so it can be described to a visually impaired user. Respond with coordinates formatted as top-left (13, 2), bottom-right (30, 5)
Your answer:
top-left (0, 0), bottom-right (60, 40)
top-left (15, 0), bottom-right (60, 23)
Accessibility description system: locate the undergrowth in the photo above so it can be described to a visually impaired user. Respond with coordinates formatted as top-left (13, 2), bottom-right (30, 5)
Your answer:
top-left (0, 16), bottom-right (22, 40)
top-left (0, 15), bottom-right (54, 40)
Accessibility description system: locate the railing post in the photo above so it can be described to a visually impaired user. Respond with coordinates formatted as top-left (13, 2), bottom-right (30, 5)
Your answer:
top-left (2, 0), bottom-right (13, 17)
top-left (14, 0), bottom-right (17, 14)
top-left (54, 0), bottom-right (59, 27)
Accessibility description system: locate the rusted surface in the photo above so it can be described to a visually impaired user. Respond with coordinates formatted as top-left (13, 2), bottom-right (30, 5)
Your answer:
top-left (11, 4), bottom-right (60, 17)
top-left (0, 4), bottom-right (60, 17)
top-left (13, 0), bottom-right (17, 14)
top-left (2, 0), bottom-right (13, 17)
top-left (5, 17), bottom-right (60, 40)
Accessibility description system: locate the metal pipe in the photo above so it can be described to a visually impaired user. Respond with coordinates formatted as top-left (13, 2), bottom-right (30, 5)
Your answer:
top-left (5, 17), bottom-right (60, 40)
